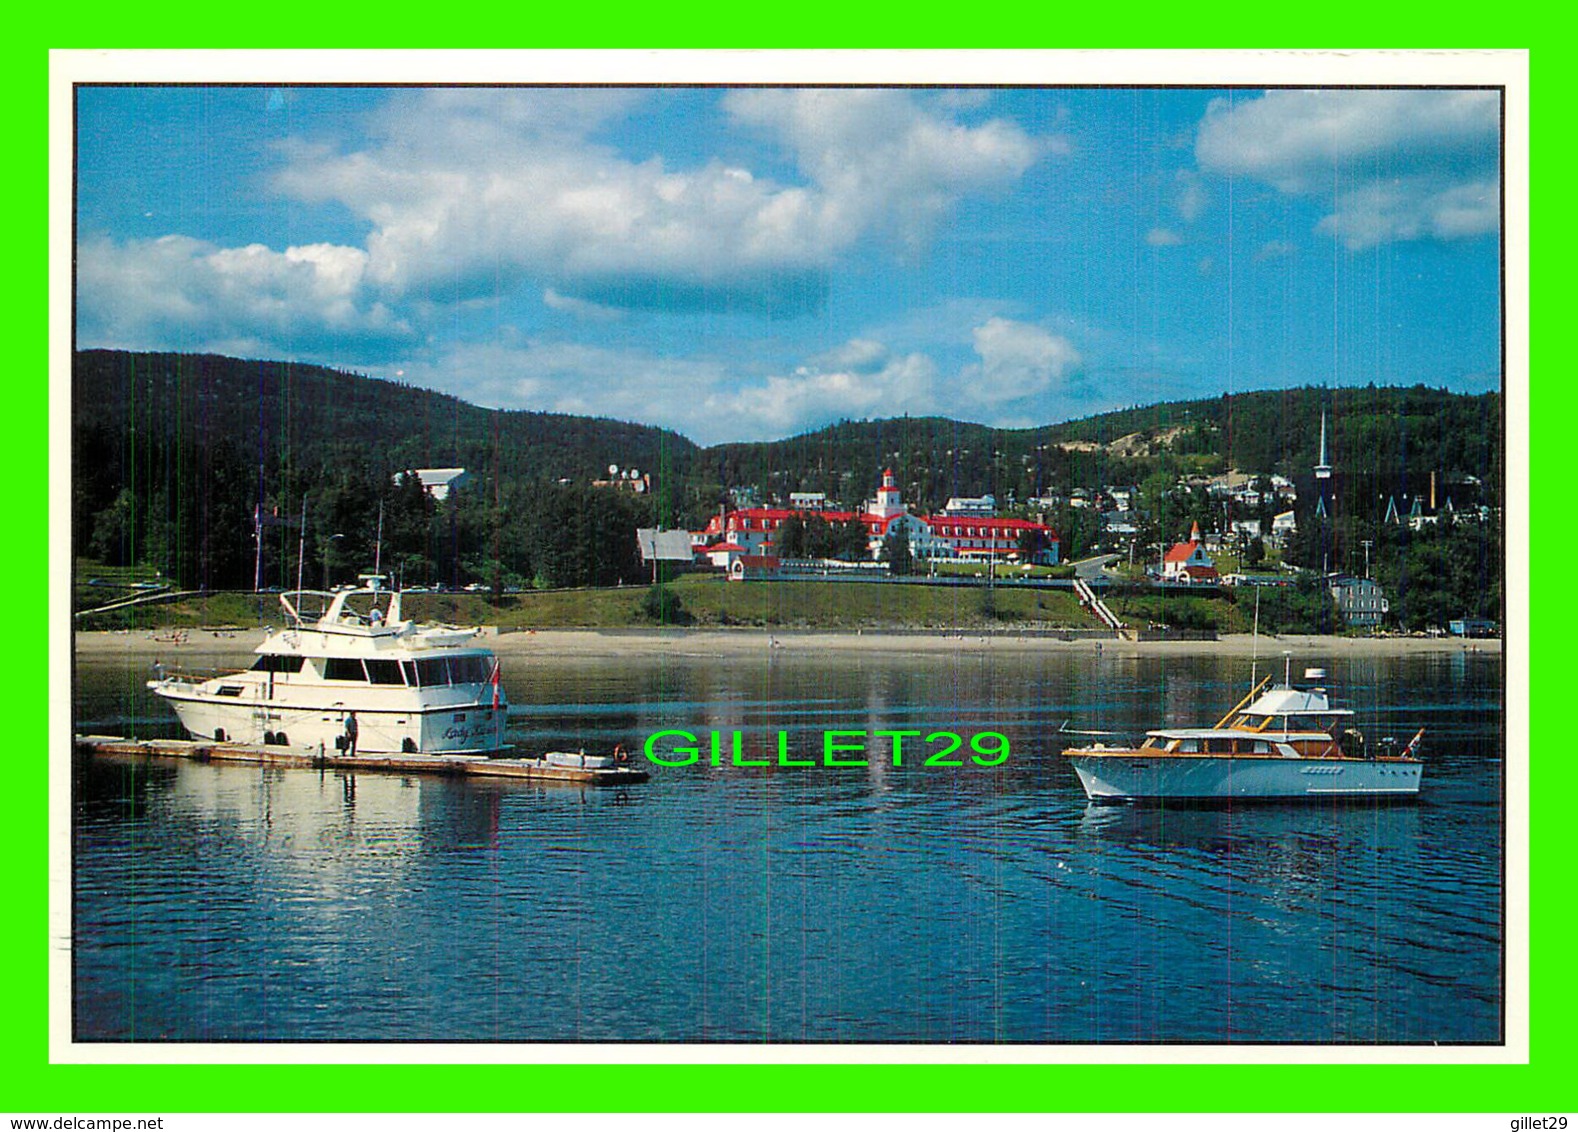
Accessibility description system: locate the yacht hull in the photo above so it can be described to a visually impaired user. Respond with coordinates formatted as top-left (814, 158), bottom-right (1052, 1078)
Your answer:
top-left (156, 689), bottom-right (508, 756)
top-left (1069, 753), bottom-right (1423, 801)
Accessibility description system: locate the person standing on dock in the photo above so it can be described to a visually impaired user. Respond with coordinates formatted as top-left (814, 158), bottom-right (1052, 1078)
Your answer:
top-left (344, 711), bottom-right (359, 757)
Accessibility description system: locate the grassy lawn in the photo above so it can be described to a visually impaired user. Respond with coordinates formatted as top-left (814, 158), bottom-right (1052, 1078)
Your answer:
top-left (421, 577), bottom-right (1107, 630)
top-left (74, 575), bottom-right (1119, 632)
top-left (74, 553), bottom-right (1255, 633)
top-left (74, 558), bottom-right (173, 613)
top-left (1102, 590), bottom-right (1251, 634)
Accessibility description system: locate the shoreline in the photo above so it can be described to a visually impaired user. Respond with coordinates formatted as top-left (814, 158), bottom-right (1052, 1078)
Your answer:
top-left (71, 626), bottom-right (1504, 663)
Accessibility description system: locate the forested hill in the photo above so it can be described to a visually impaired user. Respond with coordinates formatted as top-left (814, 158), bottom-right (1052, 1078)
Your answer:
top-left (72, 349), bottom-right (1500, 597)
top-left (73, 350), bottom-right (701, 490)
top-left (705, 385), bottom-right (1501, 514)
top-left (73, 350), bottom-right (701, 591)
top-left (75, 350), bottom-right (1499, 517)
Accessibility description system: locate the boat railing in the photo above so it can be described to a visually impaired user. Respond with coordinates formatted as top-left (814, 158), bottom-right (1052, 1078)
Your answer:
top-left (1214, 674), bottom-right (1272, 728)
top-left (148, 662), bottom-right (239, 686)
top-left (280, 589), bottom-right (337, 627)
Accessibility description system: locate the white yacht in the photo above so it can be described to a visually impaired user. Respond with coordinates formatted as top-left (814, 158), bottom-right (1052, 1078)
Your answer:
top-left (1065, 665), bottom-right (1424, 801)
top-left (149, 576), bottom-right (509, 755)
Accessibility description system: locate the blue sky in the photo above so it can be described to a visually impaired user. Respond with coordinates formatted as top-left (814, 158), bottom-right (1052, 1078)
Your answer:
top-left (75, 85), bottom-right (1502, 446)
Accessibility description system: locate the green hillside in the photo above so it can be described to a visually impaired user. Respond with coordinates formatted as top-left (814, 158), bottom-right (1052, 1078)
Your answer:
top-left (704, 385), bottom-right (1500, 517)
top-left (73, 350), bottom-right (1502, 630)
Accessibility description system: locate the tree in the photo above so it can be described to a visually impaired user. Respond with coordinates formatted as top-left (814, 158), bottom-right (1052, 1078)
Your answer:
top-left (881, 524), bottom-right (915, 575)
top-left (89, 488), bottom-right (137, 567)
top-left (830, 518), bottom-right (871, 561)
top-left (777, 514), bottom-right (807, 558)
top-left (1254, 573), bottom-right (1339, 635)
top-left (1017, 527), bottom-right (1052, 565)
top-left (640, 584), bottom-right (692, 625)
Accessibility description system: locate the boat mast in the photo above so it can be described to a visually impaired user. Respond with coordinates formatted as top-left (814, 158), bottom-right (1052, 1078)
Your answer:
top-left (374, 499), bottom-right (385, 578)
top-left (294, 494), bottom-right (307, 599)
top-left (1250, 586), bottom-right (1260, 692)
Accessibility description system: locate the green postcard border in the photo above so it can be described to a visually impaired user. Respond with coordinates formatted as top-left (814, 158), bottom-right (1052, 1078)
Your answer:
top-left (16, 13), bottom-right (1552, 1117)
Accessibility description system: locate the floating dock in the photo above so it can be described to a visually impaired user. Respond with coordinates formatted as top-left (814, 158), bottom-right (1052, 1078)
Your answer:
top-left (75, 734), bottom-right (649, 786)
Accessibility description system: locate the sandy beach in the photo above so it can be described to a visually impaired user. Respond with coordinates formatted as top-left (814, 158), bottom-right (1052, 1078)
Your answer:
top-left (70, 625), bottom-right (1503, 664)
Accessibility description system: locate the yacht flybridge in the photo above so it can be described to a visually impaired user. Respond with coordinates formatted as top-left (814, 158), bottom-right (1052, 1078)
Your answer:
top-left (149, 576), bottom-right (509, 756)
top-left (1064, 664), bottom-right (1424, 801)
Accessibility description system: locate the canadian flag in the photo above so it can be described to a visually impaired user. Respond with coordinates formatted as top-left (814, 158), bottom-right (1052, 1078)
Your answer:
top-left (490, 659), bottom-right (501, 709)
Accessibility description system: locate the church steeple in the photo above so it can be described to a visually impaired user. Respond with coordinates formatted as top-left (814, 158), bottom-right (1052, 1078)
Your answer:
top-left (1314, 409), bottom-right (1332, 518)
top-left (1315, 411), bottom-right (1332, 481)
top-left (870, 467), bottom-right (905, 520)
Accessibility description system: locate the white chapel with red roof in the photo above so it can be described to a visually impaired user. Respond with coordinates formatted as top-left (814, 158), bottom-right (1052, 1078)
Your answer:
top-left (1162, 522), bottom-right (1219, 583)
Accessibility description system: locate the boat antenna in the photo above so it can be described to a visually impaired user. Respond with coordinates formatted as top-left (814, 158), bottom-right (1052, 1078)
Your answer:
top-left (294, 494), bottom-right (307, 600)
top-left (1250, 586), bottom-right (1260, 692)
top-left (374, 499), bottom-right (384, 578)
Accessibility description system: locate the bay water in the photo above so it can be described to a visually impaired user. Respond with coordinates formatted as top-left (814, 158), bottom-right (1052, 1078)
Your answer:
top-left (72, 642), bottom-right (1503, 1044)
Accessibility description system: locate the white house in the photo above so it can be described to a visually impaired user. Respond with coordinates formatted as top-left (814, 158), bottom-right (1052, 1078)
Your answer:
top-left (399, 468), bottom-right (470, 501)
top-left (1330, 575), bottom-right (1389, 627)
top-left (941, 494), bottom-right (996, 516)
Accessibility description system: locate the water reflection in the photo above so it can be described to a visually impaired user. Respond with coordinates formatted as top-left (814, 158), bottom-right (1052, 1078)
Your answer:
top-left (74, 646), bottom-right (1503, 1044)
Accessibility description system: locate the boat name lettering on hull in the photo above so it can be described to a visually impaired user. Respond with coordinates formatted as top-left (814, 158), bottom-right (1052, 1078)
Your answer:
top-left (443, 725), bottom-right (494, 742)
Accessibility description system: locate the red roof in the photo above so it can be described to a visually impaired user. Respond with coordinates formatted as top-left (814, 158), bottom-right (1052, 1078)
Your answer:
top-left (924, 515), bottom-right (1052, 532)
top-left (1163, 542), bottom-right (1198, 563)
top-left (702, 505), bottom-right (1058, 542)
top-left (728, 508), bottom-right (858, 523)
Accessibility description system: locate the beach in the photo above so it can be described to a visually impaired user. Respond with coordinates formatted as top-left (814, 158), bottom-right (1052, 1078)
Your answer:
top-left (70, 626), bottom-right (1503, 664)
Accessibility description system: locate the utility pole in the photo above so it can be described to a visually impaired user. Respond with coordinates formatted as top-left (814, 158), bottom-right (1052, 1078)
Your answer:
top-left (1361, 538), bottom-right (1373, 580)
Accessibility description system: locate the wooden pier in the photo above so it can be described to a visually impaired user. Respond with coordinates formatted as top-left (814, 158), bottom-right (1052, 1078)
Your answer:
top-left (74, 734), bottom-right (650, 786)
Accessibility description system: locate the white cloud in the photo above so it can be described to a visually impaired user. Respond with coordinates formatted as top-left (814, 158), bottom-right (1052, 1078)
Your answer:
top-left (1254, 240), bottom-right (1296, 262)
top-left (724, 88), bottom-right (1040, 254)
top-left (76, 234), bottom-right (413, 358)
top-left (542, 288), bottom-right (624, 322)
top-left (394, 334), bottom-right (944, 445)
top-left (383, 312), bottom-right (1088, 444)
top-left (809, 337), bottom-right (890, 374)
top-left (269, 88), bottom-right (1040, 309)
top-left (962, 317), bottom-right (1081, 406)
top-left (1319, 176), bottom-right (1499, 248)
top-left (1146, 227), bottom-right (1184, 247)
top-left (1175, 169), bottom-right (1208, 224)
top-left (707, 351), bottom-right (942, 441)
top-left (1195, 89), bottom-right (1499, 250)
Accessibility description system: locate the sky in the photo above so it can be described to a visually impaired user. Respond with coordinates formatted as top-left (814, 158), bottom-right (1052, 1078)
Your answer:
top-left (74, 83), bottom-right (1503, 446)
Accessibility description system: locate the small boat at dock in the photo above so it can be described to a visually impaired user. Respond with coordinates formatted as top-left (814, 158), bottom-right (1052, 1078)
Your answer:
top-left (1064, 662), bottom-right (1425, 801)
top-left (75, 734), bottom-right (648, 785)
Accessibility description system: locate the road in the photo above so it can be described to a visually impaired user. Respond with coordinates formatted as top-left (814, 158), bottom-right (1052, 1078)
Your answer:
top-left (1069, 553), bottom-right (1120, 580)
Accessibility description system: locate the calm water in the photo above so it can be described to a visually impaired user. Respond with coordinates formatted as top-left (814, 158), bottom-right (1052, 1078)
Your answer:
top-left (73, 641), bottom-right (1504, 1044)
